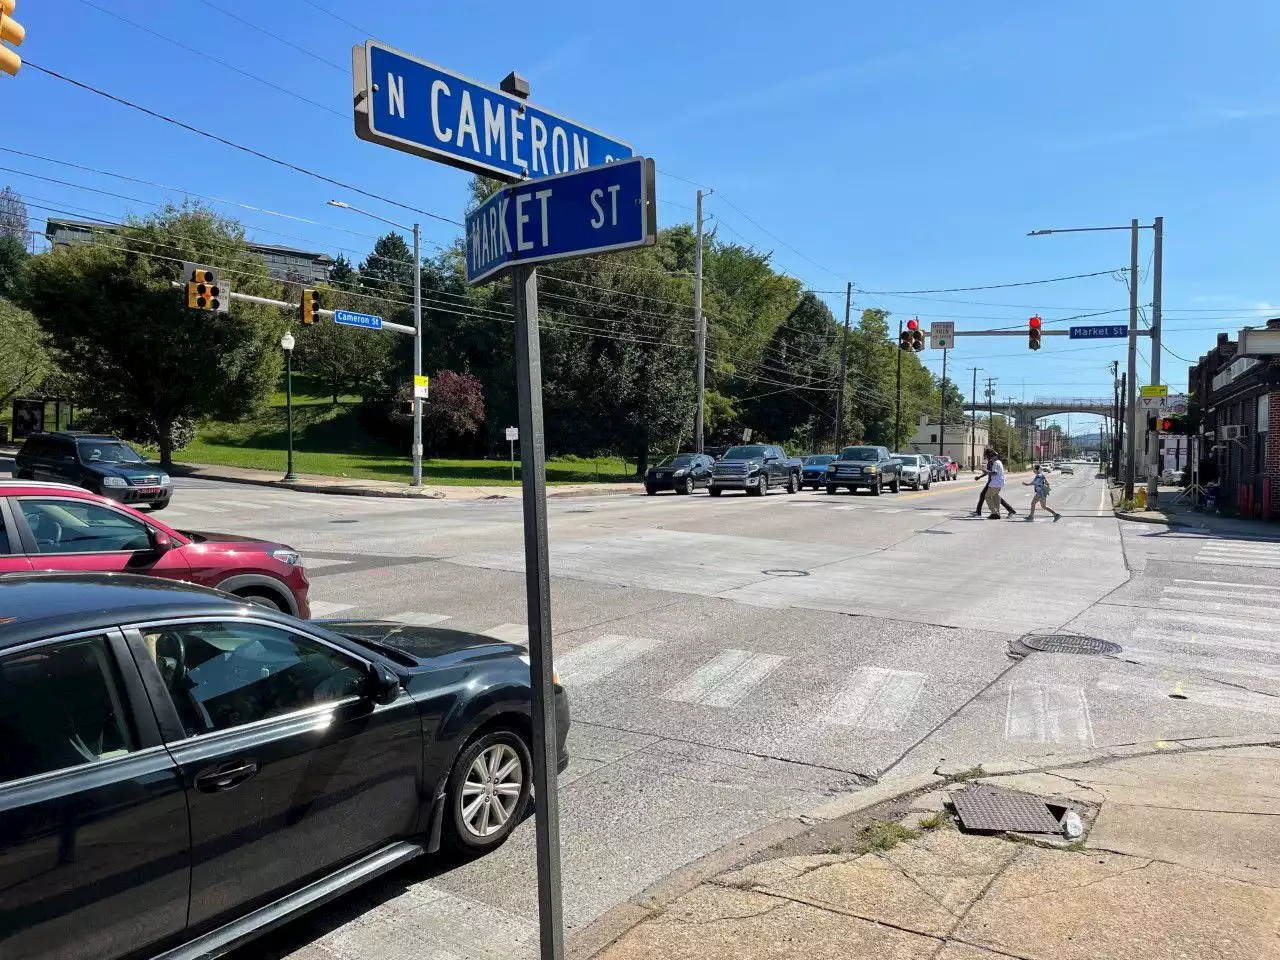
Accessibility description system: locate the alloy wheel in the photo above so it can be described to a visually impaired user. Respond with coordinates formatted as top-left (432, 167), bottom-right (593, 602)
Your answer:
top-left (460, 743), bottom-right (524, 838)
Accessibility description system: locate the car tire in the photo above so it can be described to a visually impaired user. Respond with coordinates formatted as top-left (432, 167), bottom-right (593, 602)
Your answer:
top-left (681, 476), bottom-right (695, 495)
top-left (826, 485), bottom-right (837, 495)
top-left (871, 479), bottom-right (882, 496)
top-left (444, 727), bottom-right (533, 854)
top-left (754, 475), bottom-right (769, 497)
top-left (148, 501), bottom-right (170, 511)
top-left (923, 480), bottom-right (930, 490)
top-left (786, 473), bottom-right (798, 494)
top-left (232, 587), bottom-right (289, 612)
top-left (645, 484), bottom-right (656, 496)
top-left (709, 487), bottom-right (723, 497)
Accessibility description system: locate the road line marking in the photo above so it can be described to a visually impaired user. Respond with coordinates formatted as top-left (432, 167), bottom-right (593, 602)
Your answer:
top-left (1174, 578), bottom-right (1280, 593)
top-left (482, 623), bottom-right (528, 645)
top-left (308, 601), bottom-right (355, 618)
top-left (1146, 611), bottom-right (1276, 633)
top-left (1005, 683), bottom-right (1094, 746)
top-left (1123, 647), bottom-right (1280, 680)
top-left (301, 557), bottom-right (351, 569)
top-left (390, 612), bottom-right (453, 627)
top-left (1199, 557), bottom-right (1280, 569)
top-left (824, 667), bottom-right (927, 732)
top-left (169, 501), bottom-right (226, 513)
top-left (212, 499), bottom-right (270, 510)
top-left (556, 634), bottom-right (663, 686)
top-left (1163, 587), bottom-right (1279, 605)
top-left (1130, 630), bottom-right (1280, 656)
top-left (1152, 597), bottom-right (1278, 615)
top-left (662, 650), bottom-right (788, 707)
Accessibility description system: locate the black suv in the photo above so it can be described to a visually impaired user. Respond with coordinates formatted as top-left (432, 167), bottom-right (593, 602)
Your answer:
top-left (645, 453), bottom-right (714, 495)
top-left (0, 573), bottom-right (568, 960)
top-left (825, 445), bottom-right (901, 495)
top-left (709, 444), bottom-right (800, 496)
top-left (14, 432), bottom-right (172, 510)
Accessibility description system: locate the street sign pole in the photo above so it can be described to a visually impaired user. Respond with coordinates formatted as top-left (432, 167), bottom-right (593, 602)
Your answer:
top-left (938, 346), bottom-right (948, 455)
top-left (511, 263), bottom-right (565, 960)
top-left (412, 221), bottom-right (423, 487)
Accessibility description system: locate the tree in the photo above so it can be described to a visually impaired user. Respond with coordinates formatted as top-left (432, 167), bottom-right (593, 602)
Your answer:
top-left (328, 253), bottom-right (356, 291)
top-left (292, 284), bottom-right (393, 403)
top-left (0, 187), bottom-right (28, 242)
top-left (0, 297), bottom-right (52, 408)
top-left (417, 370), bottom-right (485, 454)
top-left (20, 204), bottom-right (285, 465)
top-left (742, 291), bottom-right (839, 445)
top-left (0, 233), bottom-right (29, 299)
top-left (359, 232), bottom-right (414, 301)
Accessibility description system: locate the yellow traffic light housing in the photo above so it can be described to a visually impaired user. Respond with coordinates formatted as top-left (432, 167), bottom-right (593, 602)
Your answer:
top-left (185, 266), bottom-right (225, 313)
top-left (0, 0), bottom-right (25, 77)
top-left (299, 289), bottom-right (320, 325)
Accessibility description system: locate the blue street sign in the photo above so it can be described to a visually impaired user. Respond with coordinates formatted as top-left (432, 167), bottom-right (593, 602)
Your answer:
top-left (355, 41), bottom-right (632, 182)
top-left (333, 309), bottom-right (383, 330)
top-left (466, 157), bottom-right (657, 285)
top-left (1069, 324), bottom-right (1129, 339)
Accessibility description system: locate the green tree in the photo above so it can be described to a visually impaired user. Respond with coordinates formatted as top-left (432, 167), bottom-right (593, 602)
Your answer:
top-left (0, 233), bottom-right (28, 299)
top-left (742, 291), bottom-right (839, 445)
top-left (0, 186), bottom-right (28, 241)
top-left (328, 253), bottom-right (357, 291)
top-left (0, 297), bottom-right (52, 408)
top-left (359, 232), bottom-right (414, 301)
top-left (292, 284), bottom-right (393, 403)
top-left (20, 204), bottom-right (285, 465)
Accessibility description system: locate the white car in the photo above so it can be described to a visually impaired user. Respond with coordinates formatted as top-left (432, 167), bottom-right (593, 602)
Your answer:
top-left (891, 453), bottom-right (931, 490)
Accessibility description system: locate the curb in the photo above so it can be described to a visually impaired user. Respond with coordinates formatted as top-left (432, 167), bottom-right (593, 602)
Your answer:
top-left (568, 734), bottom-right (1280, 959)
top-left (1113, 509), bottom-right (1196, 528)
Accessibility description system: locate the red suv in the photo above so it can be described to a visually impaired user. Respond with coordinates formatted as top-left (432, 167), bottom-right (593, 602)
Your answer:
top-left (0, 481), bottom-right (310, 617)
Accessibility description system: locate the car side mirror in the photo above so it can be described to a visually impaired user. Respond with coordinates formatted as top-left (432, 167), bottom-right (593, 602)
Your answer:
top-left (149, 528), bottom-right (173, 554)
top-left (365, 661), bottom-right (401, 705)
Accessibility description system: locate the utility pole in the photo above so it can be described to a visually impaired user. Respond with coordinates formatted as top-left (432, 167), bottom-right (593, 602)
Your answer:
top-left (1111, 360), bottom-right (1120, 478)
top-left (1147, 215), bottom-right (1164, 505)
top-left (969, 367), bottom-right (979, 470)
top-left (1125, 218), bottom-right (1139, 500)
top-left (985, 376), bottom-right (997, 462)
top-left (894, 317), bottom-right (904, 449)
top-left (938, 346), bottom-right (948, 455)
top-left (412, 222), bottom-right (422, 487)
top-left (835, 281), bottom-right (851, 448)
top-left (1118, 371), bottom-right (1127, 487)
top-left (692, 190), bottom-right (705, 454)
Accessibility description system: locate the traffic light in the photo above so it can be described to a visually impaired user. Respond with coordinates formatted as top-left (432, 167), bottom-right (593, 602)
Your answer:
top-left (1, 0), bottom-right (25, 77)
top-left (185, 267), bottom-right (225, 313)
top-left (898, 325), bottom-right (913, 351)
top-left (907, 318), bottom-right (925, 352)
top-left (1028, 315), bottom-right (1042, 350)
top-left (299, 289), bottom-right (320, 325)
top-left (1160, 418), bottom-right (1173, 432)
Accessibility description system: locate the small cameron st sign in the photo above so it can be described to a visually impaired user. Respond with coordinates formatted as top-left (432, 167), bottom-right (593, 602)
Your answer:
top-left (355, 41), bottom-right (632, 182)
top-left (465, 157), bottom-right (656, 285)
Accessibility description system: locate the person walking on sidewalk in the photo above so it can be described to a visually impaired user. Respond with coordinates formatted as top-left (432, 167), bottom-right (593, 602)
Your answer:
top-left (1024, 464), bottom-right (1062, 522)
top-left (973, 448), bottom-right (1016, 518)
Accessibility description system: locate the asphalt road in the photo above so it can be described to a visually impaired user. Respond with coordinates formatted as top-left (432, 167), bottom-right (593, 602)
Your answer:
top-left (46, 465), bottom-right (1280, 959)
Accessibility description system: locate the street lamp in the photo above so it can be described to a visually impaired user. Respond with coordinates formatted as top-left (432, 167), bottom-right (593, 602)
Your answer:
top-left (281, 331), bottom-right (297, 481)
top-left (327, 199), bottom-right (423, 487)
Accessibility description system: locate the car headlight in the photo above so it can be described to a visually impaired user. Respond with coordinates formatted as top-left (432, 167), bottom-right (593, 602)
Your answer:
top-left (827, 464), bottom-right (837, 472)
top-left (272, 549), bottom-right (301, 566)
top-left (673, 468), bottom-right (687, 476)
top-left (159, 475), bottom-right (171, 487)
top-left (101, 476), bottom-right (128, 488)
top-left (865, 466), bottom-right (877, 474)
top-left (516, 654), bottom-right (561, 686)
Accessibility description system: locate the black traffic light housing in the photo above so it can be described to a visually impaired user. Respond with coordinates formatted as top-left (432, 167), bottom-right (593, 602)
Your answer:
top-left (898, 328), bottom-right (912, 351)
top-left (1028, 314), bottom-right (1042, 350)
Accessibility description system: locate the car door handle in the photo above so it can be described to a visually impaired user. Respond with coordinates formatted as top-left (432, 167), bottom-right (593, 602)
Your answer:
top-left (194, 760), bottom-right (260, 793)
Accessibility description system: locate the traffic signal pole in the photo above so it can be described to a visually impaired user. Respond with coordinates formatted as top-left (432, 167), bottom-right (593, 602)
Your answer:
top-left (834, 281), bottom-right (851, 448)
top-left (894, 318), bottom-right (903, 447)
top-left (693, 190), bottom-right (706, 454)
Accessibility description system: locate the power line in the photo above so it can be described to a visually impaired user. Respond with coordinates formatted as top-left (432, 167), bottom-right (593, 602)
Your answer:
top-left (297, 0), bottom-right (378, 38)
top-left (833, 269), bottom-right (1127, 296)
top-left (192, 0), bottom-right (347, 71)
top-left (712, 193), bottom-right (844, 281)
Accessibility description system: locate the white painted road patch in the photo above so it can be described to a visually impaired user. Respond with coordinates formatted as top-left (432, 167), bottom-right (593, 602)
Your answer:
top-left (824, 667), bottom-right (927, 732)
top-left (1004, 683), bottom-right (1094, 746)
top-left (308, 601), bottom-right (355, 618)
top-left (556, 634), bottom-right (664, 686)
top-left (483, 623), bottom-right (529, 644)
top-left (391, 612), bottom-right (453, 627)
top-left (662, 650), bottom-right (788, 707)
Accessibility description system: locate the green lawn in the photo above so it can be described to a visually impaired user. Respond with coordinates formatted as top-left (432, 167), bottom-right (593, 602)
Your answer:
top-left (178, 376), bottom-right (636, 486)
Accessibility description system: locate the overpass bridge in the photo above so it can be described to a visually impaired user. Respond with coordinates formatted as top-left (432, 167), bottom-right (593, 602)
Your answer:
top-left (1016, 398), bottom-right (1116, 424)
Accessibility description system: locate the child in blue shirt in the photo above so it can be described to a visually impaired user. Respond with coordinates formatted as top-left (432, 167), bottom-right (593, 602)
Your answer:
top-left (1024, 465), bottom-right (1061, 522)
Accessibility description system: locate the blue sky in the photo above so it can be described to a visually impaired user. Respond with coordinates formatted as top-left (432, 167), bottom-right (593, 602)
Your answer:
top-left (8, 0), bottom-right (1279, 437)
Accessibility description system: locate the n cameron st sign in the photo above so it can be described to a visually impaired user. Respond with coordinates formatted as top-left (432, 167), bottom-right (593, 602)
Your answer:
top-left (353, 41), bottom-right (632, 181)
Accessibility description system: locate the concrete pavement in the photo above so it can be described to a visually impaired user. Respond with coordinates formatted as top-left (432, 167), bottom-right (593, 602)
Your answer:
top-left (591, 741), bottom-right (1280, 960)
top-left (127, 467), bottom-right (1280, 959)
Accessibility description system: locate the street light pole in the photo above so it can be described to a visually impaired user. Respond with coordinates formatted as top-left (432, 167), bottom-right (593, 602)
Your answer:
top-left (1146, 215), bottom-right (1163, 506)
top-left (281, 332), bottom-right (297, 481)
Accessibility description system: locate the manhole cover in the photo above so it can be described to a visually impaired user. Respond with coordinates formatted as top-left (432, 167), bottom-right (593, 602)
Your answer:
top-left (1017, 634), bottom-right (1121, 656)
top-left (762, 569), bottom-right (810, 577)
top-left (952, 785), bottom-right (1062, 834)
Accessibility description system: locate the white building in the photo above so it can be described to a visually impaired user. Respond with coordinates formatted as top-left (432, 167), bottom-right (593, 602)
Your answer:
top-left (906, 418), bottom-right (988, 470)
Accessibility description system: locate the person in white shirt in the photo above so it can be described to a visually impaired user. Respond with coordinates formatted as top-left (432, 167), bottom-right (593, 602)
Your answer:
top-left (983, 449), bottom-right (1005, 519)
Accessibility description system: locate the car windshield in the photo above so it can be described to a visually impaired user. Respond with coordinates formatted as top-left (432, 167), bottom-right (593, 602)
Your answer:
top-left (77, 440), bottom-right (145, 464)
top-left (724, 445), bottom-right (769, 459)
top-left (803, 455), bottom-right (835, 465)
top-left (654, 455), bottom-right (695, 468)
top-left (838, 447), bottom-right (879, 461)
top-left (893, 456), bottom-right (920, 465)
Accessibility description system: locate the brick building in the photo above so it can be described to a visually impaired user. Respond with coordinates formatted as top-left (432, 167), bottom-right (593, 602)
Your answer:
top-left (1187, 318), bottom-right (1280, 517)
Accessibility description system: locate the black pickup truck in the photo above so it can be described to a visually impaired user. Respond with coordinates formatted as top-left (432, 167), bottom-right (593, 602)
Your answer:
top-left (709, 444), bottom-right (801, 497)
top-left (825, 444), bottom-right (901, 495)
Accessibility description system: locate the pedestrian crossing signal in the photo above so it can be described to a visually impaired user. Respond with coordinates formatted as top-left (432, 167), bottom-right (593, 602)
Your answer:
top-left (299, 289), bottom-right (320, 325)
top-left (1160, 418), bottom-right (1173, 432)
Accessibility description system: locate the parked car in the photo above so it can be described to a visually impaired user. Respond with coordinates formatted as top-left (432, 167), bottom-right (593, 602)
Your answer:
top-left (940, 456), bottom-right (959, 480)
top-left (825, 445), bottom-right (901, 495)
top-left (14, 431), bottom-right (172, 510)
top-left (800, 454), bottom-right (836, 489)
top-left (0, 572), bottom-right (568, 960)
top-left (1060, 464), bottom-right (1075, 475)
top-left (892, 453), bottom-right (931, 490)
top-left (709, 444), bottom-right (800, 497)
top-left (1161, 468), bottom-right (1185, 485)
top-left (0, 480), bottom-right (310, 616)
top-left (644, 454), bottom-right (714, 495)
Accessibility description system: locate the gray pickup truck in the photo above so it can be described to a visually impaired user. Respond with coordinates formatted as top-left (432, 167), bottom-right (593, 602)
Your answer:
top-left (709, 443), bottom-right (801, 497)
top-left (825, 444), bottom-right (902, 495)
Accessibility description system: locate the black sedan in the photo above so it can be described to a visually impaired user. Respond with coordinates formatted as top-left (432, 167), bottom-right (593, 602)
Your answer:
top-left (644, 453), bottom-right (714, 494)
top-left (0, 573), bottom-right (568, 960)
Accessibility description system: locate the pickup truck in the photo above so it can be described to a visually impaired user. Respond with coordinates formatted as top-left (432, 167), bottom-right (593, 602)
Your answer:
top-left (825, 444), bottom-right (901, 495)
top-left (709, 443), bottom-right (801, 497)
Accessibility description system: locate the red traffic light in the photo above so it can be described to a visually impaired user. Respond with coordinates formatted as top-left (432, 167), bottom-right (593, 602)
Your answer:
top-left (906, 318), bottom-right (919, 331)
top-left (1160, 418), bottom-right (1173, 431)
top-left (1029, 315), bottom-right (1042, 329)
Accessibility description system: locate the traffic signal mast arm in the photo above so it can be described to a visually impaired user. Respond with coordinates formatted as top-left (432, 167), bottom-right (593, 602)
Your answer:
top-left (167, 281), bottom-right (416, 334)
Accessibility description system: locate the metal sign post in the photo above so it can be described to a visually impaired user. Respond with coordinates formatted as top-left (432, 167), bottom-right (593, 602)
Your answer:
top-left (507, 426), bottom-right (519, 481)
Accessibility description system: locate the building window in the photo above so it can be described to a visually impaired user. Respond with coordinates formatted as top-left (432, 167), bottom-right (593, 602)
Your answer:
top-left (930, 433), bottom-right (937, 443)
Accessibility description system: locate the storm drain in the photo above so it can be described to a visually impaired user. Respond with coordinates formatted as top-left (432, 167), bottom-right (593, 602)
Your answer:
top-left (1010, 633), bottom-right (1121, 658)
top-left (952, 785), bottom-right (1063, 835)
top-left (762, 569), bottom-right (810, 577)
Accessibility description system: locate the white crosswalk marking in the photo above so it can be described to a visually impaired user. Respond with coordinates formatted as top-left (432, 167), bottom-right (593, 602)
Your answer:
top-left (308, 601), bottom-right (355, 618)
top-left (302, 558), bottom-right (352, 570)
top-left (556, 634), bottom-right (663, 686)
top-left (662, 650), bottom-right (788, 707)
top-left (824, 667), bottom-right (927, 732)
top-left (482, 623), bottom-right (528, 645)
top-left (1174, 578), bottom-right (1280, 594)
top-left (1198, 542), bottom-right (1280, 567)
top-left (1004, 683), bottom-right (1094, 745)
top-left (213, 499), bottom-right (269, 510)
top-left (390, 612), bottom-right (452, 627)
top-left (168, 501), bottom-right (227, 513)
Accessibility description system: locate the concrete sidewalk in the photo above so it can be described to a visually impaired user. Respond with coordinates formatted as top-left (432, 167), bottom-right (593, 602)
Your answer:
top-left (1114, 482), bottom-right (1280, 536)
top-left (168, 462), bottom-right (644, 500)
top-left (585, 741), bottom-right (1280, 960)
